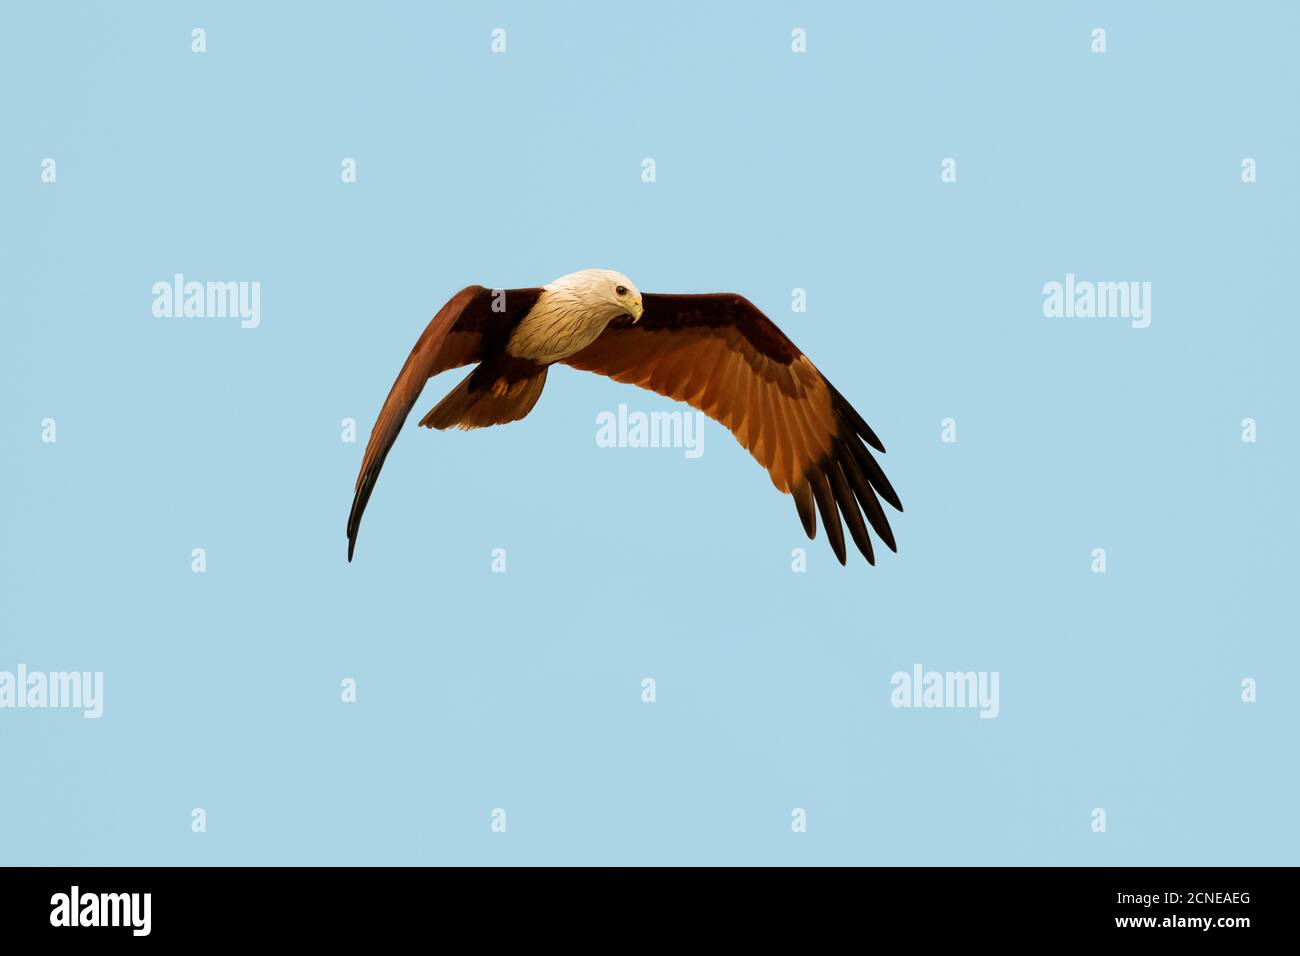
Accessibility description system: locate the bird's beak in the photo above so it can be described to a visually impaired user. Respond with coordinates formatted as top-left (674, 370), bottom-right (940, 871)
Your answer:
top-left (632, 300), bottom-right (643, 323)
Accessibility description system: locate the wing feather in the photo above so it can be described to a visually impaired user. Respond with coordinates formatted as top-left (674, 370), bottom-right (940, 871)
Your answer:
top-left (808, 466), bottom-right (847, 565)
top-left (562, 292), bottom-right (901, 563)
top-left (346, 285), bottom-right (541, 560)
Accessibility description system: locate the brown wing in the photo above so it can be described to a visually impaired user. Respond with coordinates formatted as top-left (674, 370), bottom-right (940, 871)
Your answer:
top-left (347, 285), bottom-right (542, 560)
top-left (562, 293), bottom-right (901, 565)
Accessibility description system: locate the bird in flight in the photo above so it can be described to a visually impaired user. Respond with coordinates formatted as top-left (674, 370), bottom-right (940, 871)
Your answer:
top-left (347, 269), bottom-right (901, 565)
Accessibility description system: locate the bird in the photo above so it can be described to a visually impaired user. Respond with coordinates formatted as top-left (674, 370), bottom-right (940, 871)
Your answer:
top-left (346, 269), bottom-right (901, 565)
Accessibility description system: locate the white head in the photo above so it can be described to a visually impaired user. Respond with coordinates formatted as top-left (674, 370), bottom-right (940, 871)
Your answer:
top-left (544, 268), bottom-right (643, 322)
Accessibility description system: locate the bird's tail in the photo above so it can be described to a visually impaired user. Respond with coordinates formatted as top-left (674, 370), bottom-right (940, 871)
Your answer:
top-left (419, 366), bottom-right (548, 431)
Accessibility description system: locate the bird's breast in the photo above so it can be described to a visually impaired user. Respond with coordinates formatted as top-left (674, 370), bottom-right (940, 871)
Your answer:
top-left (505, 299), bottom-right (612, 363)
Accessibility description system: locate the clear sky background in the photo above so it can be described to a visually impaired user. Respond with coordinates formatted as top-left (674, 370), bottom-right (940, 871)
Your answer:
top-left (1, 1), bottom-right (1296, 865)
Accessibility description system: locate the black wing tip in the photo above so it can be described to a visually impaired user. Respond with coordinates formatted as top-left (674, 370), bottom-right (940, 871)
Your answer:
top-left (878, 483), bottom-right (904, 513)
top-left (807, 470), bottom-right (848, 565)
top-left (346, 472), bottom-right (374, 564)
top-left (828, 384), bottom-right (886, 453)
top-left (346, 507), bottom-right (358, 563)
top-left (853, 528), bottom-right (878, 565)
top-left (801, 441), bottom-right (904, 565)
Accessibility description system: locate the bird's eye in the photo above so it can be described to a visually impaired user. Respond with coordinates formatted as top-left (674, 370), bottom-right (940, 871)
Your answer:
top-left (616, 285), bottom-right (628, 296)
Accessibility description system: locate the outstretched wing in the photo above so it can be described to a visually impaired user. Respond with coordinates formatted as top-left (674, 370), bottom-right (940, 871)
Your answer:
top-left (347, 285), bottom-right (542, 560)
top-left (562, 293), bottom-right (901, 565)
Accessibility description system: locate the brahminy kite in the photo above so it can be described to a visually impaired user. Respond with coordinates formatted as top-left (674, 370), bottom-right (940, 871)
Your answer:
top-left (347, 269), bottom-right (902, 564)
